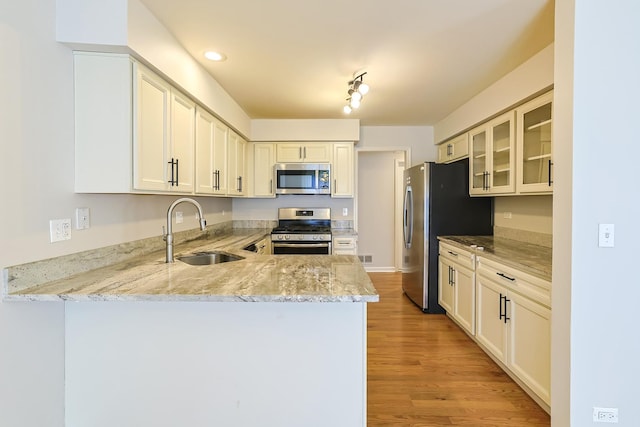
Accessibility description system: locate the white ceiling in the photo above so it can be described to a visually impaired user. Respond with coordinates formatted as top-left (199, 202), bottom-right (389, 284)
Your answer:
top-left (139, 0), bottom-right (554, 126)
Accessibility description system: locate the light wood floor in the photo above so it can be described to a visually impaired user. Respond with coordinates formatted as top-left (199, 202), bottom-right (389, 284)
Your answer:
top-left (367, 272), bottom-right (550, 427)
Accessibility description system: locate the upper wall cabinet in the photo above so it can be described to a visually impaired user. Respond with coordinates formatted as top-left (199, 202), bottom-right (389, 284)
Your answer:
top-left (73, 52), bottom-right (246, 197)
top-left (331, 143), bottom-right (354, 198)
top-left (195, 106), bottom-right (228, 196)
top-left (133, 64), bottom-right (195, 193)
top-left (276, 143), bottom-right (331, 163)
top-left (516, 91), bottom-right (553, 194)
top-left (248, 141), bottom-right (355, 198)
top-left (75, 52), bottom-right (198, 195)
top-left (227, 131), bottom-right (247, 196)
top-left (470, 111), bottom-right (516, 196)
top-left (437, 133), bottom-right (469, 164)
top-left (251, 143), bottom-right (276, 198)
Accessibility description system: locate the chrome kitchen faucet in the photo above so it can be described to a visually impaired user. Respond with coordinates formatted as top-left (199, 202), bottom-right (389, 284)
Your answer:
top-left (163, 198), bottom-right (207, 263)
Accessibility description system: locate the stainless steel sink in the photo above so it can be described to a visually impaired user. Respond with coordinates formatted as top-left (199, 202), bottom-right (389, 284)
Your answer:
top-left (176, 251), bottom-right (244, 266)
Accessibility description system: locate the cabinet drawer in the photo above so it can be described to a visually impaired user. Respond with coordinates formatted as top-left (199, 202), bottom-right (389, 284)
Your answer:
top-left (333, 237), bottom-right (357, 249)
top-left (476, 256), bottom-right (550, 308)
top-left (439, 242), bottom-right (475, 270)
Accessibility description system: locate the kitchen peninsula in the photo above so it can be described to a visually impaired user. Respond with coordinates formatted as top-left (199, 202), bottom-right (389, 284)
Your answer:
top-left (2, 228), bottom-right (378, 427)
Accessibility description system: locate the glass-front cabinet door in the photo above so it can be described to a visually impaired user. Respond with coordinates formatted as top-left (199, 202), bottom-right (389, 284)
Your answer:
top-left (489, 112), bottom-right (515, 194)
top-left (516, 91), bottom-right (553, 194)
top-left (470, 127), bottom-right (488, 195)
top-left (469, 111), bottom-right (515, 196)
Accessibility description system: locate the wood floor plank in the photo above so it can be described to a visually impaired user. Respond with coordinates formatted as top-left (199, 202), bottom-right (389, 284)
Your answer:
top-left (367, 272), bottom-right (550, 427)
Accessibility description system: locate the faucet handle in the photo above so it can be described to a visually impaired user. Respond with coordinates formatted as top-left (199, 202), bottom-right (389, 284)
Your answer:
top-left (162, 225), bottom-right (167, 241)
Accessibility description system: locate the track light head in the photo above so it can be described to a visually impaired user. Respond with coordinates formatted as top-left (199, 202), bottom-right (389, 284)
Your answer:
top-left (341, 70), bottom-right (369, 113)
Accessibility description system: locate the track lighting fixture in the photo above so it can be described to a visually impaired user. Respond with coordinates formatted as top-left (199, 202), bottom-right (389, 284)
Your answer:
top-left (343, 71), bottom-right (369, 114)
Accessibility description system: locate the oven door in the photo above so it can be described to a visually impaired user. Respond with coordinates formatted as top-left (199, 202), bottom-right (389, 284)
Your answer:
top-left (271, 241), bottom-right (331, 255)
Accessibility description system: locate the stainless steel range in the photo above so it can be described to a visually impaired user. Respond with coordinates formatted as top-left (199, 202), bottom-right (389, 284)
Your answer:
top-left (271, 208), bottom-right (332, 255)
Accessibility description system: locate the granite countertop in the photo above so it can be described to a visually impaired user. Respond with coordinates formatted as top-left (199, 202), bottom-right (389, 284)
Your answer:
top-left (332, 228), bottom-right (358, 237)
top-left (438, 235), bottom-right (552, 282)
top-left (3, 229), bottom-right (378, 303)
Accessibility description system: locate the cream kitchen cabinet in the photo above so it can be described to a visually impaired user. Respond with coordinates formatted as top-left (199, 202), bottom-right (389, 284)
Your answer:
top-left (332, 143), bottom-right (354, 198)
top-left (276, 143), bottom-right (331, 163)
top-left (475, 256), bottom-right (551, 406)
top-left (516, 91), bottom-right (553, 194)
top-left (132, 63), bottom-right (195, 193)
top-left (251, 143), bottom-right (276, 197)
top-left (332, 236), bottom-right (358, 255)
top-left (227, 131), bottom-right (247, 196)
top-left (195, 107), bottom-right (228, 195)
top-left (74, 52), bottom-right (249, 198)
top-left (75, 52), bottom-right (198, 195)
top-left (437, 133), bottom-right (469, 164)
top-left (438, 242), bottom-right (476, 335)
top-left (469, 111), bottom-right (516, 195)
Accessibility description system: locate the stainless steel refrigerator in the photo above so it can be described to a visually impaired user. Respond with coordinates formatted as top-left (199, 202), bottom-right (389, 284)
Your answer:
top-left (402, 160), bottom-right (493, 313)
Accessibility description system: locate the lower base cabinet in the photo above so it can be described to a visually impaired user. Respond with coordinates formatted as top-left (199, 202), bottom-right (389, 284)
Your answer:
top-left (438, 241), bottom-right (551, 409)
top-left (438, 243), bottom-right (476, 335)
top-left (475, 257), bottom-right (551, 407)
top-left (333, 236), bottom-right (357, 255)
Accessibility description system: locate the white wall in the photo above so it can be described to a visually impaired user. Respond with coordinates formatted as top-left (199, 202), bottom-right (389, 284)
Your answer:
top-left (554, 1), bottom-right (640, 426)
top-left (434, 43), bottom-right (554, 143)
top-left (251, 119), bottom-right (360, 142)
top-left (356, 152), bottom-right (398, 270)
top-left (0, 2), bottom-right (232, 426)
top-left (232, 196), bottom-right (353, 222)
top-left (56, 0), bottom-right (252, 138)
top-left (552, 1), bottom-right (574, 425)
top-left (359, 126), bottom-right (436, 165)
top-left (494, 196), bottom-right (552, 235)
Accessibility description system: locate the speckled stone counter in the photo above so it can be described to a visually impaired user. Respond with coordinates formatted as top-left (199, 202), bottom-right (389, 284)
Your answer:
top-left (331, 228), bottom-right (358, 237)
top-left (3, 229), bottom-right (378, 303)
top-left (438, 235), bottom-right (552, 282)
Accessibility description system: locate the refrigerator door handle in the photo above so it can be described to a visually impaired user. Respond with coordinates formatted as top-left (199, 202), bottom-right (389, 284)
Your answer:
top-left (403, 185), bottom-right (413, 248)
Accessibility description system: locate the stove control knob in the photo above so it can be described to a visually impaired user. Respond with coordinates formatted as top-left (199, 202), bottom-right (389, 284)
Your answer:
top-left (285, 235), bottom-right (290, 240)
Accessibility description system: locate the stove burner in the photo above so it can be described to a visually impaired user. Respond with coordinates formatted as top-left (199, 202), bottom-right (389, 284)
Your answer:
top-left (271, 226), bottom-right (331, 234)
top-left (271, 207), bottom-right (333, 246)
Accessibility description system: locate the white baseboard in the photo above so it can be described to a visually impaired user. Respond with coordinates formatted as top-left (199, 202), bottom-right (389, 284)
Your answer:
top-left (363, 267), bottom-right (397, 273)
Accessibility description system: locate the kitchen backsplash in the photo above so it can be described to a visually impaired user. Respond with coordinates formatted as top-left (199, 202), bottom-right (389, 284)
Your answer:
top-left (493, 226), bottom-right (552, 248)
top-left (232, 219), bottom-right (354, 230)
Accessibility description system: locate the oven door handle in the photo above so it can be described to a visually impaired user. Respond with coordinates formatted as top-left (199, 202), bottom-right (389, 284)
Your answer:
top-left (271, 242), bottom-right (330, 249)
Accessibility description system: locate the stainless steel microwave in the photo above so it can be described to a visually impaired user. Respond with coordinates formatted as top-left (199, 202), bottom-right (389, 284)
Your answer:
top-left (274, 163), bottom-right (331, 195)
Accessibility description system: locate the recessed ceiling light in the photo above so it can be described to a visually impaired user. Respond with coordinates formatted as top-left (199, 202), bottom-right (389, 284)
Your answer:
top-left (204, 51), bottom-right (227, 62)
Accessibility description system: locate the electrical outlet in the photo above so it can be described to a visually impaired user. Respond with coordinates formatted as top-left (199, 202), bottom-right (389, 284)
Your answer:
top-left (49, 219), bottom-right (72, 243)
top-left (503, 211), bottom-right (512, 219)
top-left (343, 208), bottom-right (348, 216)
top-left (175, 211), bottom-right (183, 224)
top-left (593, 407), bottom-right (618, 423)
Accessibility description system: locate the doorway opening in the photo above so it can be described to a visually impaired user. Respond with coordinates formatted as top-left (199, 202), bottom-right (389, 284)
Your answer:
top-left (355, 148), bottom-right (409, 272)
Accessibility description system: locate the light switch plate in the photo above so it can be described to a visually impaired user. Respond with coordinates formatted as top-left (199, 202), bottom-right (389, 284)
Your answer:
top-left (598, 224), bottom-right (614, 247)
top-left (76, 207), bottom-right (90, 230)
